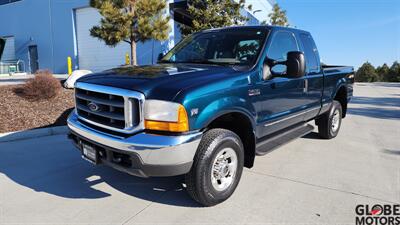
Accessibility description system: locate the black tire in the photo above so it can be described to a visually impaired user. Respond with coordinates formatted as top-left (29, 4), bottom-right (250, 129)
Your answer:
top-left (185, 128), bottom-right (244, 206)
top-left (316, 100), bottom-right (343, 139)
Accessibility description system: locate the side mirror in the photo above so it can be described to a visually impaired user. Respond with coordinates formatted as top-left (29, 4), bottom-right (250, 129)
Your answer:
top-left (157, 53), bottom-right (164, 62)
top-left (286, 51), bottom-right (305, 78)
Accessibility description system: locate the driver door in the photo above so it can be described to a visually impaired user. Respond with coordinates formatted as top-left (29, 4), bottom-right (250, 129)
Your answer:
top-left (255, 31), bottom-right (307, 138)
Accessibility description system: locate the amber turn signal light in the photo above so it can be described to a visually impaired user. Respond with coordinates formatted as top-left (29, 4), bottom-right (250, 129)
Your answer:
top-left (144, 105), bottom-right (189, 132)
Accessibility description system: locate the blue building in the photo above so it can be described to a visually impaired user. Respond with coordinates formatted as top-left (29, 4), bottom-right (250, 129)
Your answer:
top-left (0, 0), bottom-right (274, 74)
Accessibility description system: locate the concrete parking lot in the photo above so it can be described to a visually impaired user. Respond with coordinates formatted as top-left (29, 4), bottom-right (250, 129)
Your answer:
top-left (0, 74), bottom-right (68, 86)
top-left (0, 83), bottom-right (399, 225)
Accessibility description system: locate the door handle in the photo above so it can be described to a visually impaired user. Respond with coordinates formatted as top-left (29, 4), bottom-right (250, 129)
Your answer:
top-left (303, 79), bottom-right (308, 93)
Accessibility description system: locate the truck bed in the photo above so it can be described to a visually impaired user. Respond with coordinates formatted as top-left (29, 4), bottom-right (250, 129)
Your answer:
top-left (322, 65), bottom-right (354, 74)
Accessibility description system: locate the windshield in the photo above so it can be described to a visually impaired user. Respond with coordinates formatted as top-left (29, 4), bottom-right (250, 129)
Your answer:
top-left (161, 29), bottom-right (268, 66)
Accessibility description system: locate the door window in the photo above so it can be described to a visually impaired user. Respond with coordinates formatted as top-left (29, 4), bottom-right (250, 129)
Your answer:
top-left (267, 31), bottom-right (299, 74)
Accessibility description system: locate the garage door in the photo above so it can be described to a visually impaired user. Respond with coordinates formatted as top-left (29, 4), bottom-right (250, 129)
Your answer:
top-left (1, 36), bottom-right (16, 61)
top-left (75, 7), bottom-right (130, 72)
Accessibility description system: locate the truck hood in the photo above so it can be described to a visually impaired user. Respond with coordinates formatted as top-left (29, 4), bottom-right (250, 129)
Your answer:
top-left (77, 64), bottom-right (243, 101)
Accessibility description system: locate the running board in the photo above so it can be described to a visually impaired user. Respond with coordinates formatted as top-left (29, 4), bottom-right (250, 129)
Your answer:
top-left (255, 124), bottom-right (314, 156)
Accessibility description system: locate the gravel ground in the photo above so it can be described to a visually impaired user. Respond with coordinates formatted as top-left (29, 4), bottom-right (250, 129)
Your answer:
top-left (0, 85), bottom-right (74, 133)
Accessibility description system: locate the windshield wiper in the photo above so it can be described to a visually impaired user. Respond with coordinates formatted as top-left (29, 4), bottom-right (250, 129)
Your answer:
top-left (158, 59), bottom-right (172, 63)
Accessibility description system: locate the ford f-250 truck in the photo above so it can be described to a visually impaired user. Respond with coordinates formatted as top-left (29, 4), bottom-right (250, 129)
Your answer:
top-left (67, 26), bottom-right (354, 206)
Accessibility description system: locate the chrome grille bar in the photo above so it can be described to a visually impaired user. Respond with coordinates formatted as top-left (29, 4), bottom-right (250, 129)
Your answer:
top-left (76, 92), bottom-right (124, 107)
top-left (74, 82), bottom-right (145, 134)
top-left (76, 102), bottom-right (125, 121)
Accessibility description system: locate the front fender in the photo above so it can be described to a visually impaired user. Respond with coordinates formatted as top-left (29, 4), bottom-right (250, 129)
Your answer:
top-left (193, 96), bottom-right (256, 131)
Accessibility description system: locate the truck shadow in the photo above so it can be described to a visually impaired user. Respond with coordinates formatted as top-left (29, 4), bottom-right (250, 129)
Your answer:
top-left (382, 149), bottom-right (400, 156)
top-left (0, 137), bottom-right (200, 207)
top-left (301, 132), bottom-right (320, 139)
top-left (347, 96), bottom-right (400, 120)
top-left (347, 107), bottom-right (400, 119)
top-left (350, 96), bottom-right (400, 108)
top-left (35, 108), bottom-right (74, 129)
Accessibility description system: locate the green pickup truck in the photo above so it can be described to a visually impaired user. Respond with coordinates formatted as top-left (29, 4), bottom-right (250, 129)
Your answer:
top-left (68, 26), bottom-right (354, 206)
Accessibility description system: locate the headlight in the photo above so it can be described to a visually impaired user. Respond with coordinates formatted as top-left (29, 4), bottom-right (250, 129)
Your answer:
top-left (144, 100), bottom-right (189, 132)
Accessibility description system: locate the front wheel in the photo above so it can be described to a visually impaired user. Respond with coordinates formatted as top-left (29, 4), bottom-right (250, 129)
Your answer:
top-left (316, 100), bottom-right (343, 139)
top-left (185, 128), bottom-right (244, 206)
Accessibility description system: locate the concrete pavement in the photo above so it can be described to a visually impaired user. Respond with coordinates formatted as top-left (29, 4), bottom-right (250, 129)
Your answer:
top-left (0, 74), bottom-right (68, 86)
top-left (0, 83), bottom-right (399, 225)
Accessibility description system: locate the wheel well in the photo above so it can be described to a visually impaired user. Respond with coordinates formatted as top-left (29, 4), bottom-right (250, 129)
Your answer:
top-left (207, 112), bottom-right (255, 168)
top-left (334, 86), bottom-right (347, 118)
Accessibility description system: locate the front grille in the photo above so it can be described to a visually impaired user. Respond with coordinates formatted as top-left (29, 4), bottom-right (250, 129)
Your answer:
top-left (74, 83), bottom-right (144, 133)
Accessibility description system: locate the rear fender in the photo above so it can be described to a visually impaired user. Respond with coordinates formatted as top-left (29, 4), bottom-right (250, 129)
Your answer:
top-left (331, 78), bottom-right (347, 100)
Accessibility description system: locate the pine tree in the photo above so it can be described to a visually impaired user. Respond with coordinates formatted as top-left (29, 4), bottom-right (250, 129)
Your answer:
top-left (376, 63), bottom-right (390, 81)
top-left (268, 3), bottom-right (289, 27)
top-left (355, 62), bottom-right (379, 82)
top-left (179, 0), bottom-right (252, 37)
top-left (386, 61), bottom-right (400, 82)
top-left (90, 0), bottom-right (170, 65)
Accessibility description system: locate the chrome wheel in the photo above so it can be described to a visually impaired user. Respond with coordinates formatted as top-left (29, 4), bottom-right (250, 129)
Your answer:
top-left (331, 109), bottom-right (340, 132)
top-left (211, 147), bottom-right (238, 192)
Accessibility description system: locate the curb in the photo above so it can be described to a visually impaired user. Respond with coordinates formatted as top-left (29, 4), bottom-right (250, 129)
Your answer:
top-left (0, 126), bottom-right (69, 143)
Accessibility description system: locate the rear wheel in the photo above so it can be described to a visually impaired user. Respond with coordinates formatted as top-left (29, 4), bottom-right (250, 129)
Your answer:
top-left (185, 128), bottom-right (244, 206)
top-left (316, 100), bottom-right (342, 139)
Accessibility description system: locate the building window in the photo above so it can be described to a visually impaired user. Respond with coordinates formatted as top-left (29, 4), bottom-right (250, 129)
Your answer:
top-left (0, 0), bottom-right (21, 5)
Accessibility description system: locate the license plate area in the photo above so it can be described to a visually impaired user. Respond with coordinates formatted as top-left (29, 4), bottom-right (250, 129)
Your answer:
top-left (81, 143), bottom-right (98, 164)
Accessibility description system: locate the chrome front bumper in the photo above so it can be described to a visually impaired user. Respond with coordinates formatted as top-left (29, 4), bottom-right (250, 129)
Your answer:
top-left (67, 112), bottom-right (202, 177)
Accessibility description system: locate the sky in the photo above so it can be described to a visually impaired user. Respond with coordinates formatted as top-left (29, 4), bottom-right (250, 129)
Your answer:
top-left (276, 0), bottom-right (400, 68)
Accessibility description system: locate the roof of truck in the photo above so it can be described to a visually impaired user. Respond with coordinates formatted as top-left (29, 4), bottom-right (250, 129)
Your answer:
top-left (202, 25), bottom-right (310, 34)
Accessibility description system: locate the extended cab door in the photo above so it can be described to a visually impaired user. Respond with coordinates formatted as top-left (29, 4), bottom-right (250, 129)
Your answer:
top-left (298, 33), bottom-right (324, 121)
top-left (255, 30), bottom-right (307, 137)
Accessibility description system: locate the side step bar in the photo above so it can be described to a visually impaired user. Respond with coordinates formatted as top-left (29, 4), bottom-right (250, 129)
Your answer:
top-left (255, 123), bottom-right (314, 156)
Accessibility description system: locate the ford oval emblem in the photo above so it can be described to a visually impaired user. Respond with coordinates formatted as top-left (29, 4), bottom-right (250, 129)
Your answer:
top-left (87, 102), bottom-right (100, 112)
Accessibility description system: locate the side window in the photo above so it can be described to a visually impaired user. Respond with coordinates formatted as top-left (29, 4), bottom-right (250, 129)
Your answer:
top-left (300, 33), bottom-right (320, 74)
top-left (267, 31), bottom-right (299, 73)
